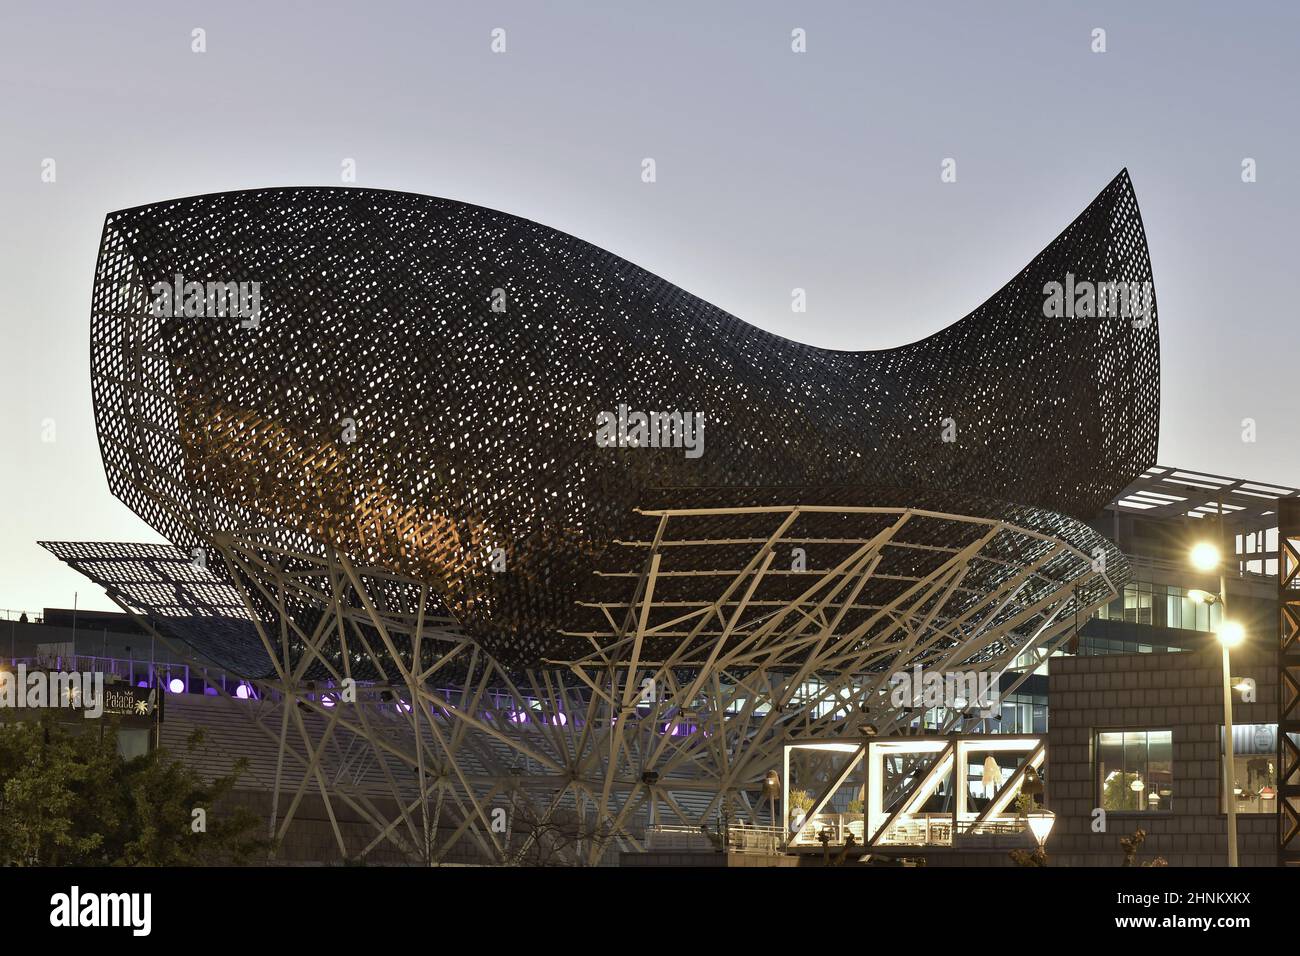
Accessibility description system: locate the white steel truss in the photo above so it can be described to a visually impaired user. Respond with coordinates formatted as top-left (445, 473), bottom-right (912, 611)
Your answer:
top-left (44, 503), bottom-right (1118, 865)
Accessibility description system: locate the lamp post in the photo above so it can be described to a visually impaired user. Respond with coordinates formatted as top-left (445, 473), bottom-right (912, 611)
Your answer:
top-left (764, 769), bottom-right (781, 834)
top-left (1217, 620), bottom-right (1244, 868)
top-left (1189, 539), bottom-right (1242, 868)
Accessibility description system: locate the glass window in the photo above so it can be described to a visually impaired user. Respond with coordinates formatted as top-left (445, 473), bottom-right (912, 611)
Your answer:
top-left (1164, 585), bottom-right (1222, 633)
top-left (1094, 584), bottom-right (1221, 634)
top-left (1097, 729), bottom-right (1173, 812)
top-left (1123, 584), bottom-right (1153, 625)
top-left (1221, 723), bottom-right (1277, 814)
top-left (117, 727), bottom-right (150, 761)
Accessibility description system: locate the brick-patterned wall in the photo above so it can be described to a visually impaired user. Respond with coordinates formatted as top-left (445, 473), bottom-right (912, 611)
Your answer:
top-left (1048, 645), bottom-right (1278, 867)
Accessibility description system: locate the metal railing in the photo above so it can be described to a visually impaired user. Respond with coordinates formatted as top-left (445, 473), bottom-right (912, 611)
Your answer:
top-left (0, 610), bottom-right (43, 624)
top-left (644, 822), bottom-right (786, 855)
top-left (726, 822), bottom-right (784, 855)
top-left (0, 653), bottom-right (248, 698)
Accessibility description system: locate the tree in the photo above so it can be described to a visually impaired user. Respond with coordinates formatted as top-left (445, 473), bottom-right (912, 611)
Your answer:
top-left (501, 788), bottom-right (615, 866)
top-left (0, 715), bottom-right (116, 865)
top-left (1120, 827), bottom-right (1167, 867)
top-left (1008, 846), bottom-right (1047, 866)
top-left (0, 716), bottom-right (267, 866)
top-left (1102, 770), bottom-right (1142, 811)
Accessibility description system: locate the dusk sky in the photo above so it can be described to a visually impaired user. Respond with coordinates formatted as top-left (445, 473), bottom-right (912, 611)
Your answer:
top-left (2, 0), bottom-right (1298, 615)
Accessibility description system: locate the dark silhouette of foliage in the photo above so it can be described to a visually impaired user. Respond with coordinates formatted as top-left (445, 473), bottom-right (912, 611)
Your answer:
top-left (0, 716), bottom-right (267, 866)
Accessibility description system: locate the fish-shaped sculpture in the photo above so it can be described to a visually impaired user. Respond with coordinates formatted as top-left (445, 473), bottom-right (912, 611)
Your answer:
top-left (88, 170), bottom-right (1158, 667)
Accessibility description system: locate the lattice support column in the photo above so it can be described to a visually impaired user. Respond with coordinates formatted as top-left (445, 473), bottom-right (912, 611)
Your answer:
top-left (1278, 499), bottom-right (1300, 865)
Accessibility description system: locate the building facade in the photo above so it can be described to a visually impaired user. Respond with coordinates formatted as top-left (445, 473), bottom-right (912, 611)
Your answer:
top-left (1048, 643), bottom-right (1278, 866)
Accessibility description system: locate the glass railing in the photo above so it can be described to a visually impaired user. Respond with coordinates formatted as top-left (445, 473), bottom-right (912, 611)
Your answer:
top-left (788, 812), bottom-right (867, 847)
top-left (866, 813), bottom-right (1030, 847)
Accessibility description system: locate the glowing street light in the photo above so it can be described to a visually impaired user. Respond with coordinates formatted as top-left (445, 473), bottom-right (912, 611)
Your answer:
top-left (1217, 620), bottom-right (1245, 648)
top-left (1188, 531), bottom-right (1239, 867)
top-left (1026, 810), bottom-right (1055, 850)
top-left (1190, 541), bottom-right (1221, 572)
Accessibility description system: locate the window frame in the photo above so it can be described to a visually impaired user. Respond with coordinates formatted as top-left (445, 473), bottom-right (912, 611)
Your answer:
top-left (1093, 726), bottom-right (1176, 816)
top-left (1219, 722), bottom-right (1279, 815)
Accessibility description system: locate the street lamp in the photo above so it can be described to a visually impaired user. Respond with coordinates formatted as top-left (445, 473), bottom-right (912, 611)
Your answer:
top-left (1189, 538), bottom-right (1241, 867)
top-left (1218, 620), bottom-right (1244, 647)
top-left (764, 769), bottom-right (781, 833)
top-left (1190, 541), bottom-right (1221, 572)
top-left (1216, 620), bottom-right (1243, 868)
top-left (1026, 810), bottom-right (1055, 853)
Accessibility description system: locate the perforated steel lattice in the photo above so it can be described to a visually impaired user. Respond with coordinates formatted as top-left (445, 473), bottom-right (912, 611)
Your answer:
top-left (88, 171), bottom-right (1158, 668)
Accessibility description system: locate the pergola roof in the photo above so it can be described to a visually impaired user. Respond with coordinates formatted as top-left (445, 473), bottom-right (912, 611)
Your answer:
top-left (1111, 464), bottom-right (1300, 534)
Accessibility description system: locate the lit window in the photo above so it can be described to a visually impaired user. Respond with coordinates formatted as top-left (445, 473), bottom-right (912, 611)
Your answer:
top-left (1097, 729), bottom-right (1173, 812)
top-left (1221, 723), bottom-right (1278, 814)
top-left (1166, 585), bottom-right (1222, 633)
